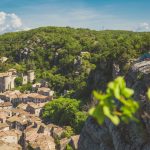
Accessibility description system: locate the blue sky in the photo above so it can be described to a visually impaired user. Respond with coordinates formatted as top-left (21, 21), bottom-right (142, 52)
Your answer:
top-left (0, 0), bottom-right (150, 33)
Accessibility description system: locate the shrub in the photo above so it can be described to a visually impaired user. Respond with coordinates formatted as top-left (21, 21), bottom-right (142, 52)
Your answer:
top-left (15, 77), bottom-right (23, 86)
top-left (42, 97), bottom-right (87, 133)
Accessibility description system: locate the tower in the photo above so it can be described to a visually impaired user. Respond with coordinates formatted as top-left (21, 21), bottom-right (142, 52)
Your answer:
top-left (27, 70), bottom-right (35, 83)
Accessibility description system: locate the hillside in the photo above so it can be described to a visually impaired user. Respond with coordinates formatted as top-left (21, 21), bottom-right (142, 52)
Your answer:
top-left (0, 26), bottom-right (150, 101)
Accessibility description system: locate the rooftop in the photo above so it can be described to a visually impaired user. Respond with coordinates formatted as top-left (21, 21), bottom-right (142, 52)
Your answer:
top-left (0, 140), bottom-right (22, 150)
top-left (28, 93), bottom-right (48, 99)
top-left (7, 116), bottom-right (28, 125)
top-left (29, 134), bottom-right (55, 150)
top-left (0, 102), bottom-right (12, 107)
top-left (0, 129), bottom-right (21, 137)
top-left (0, 91), bottom-right (48, 100)
top-left (38, 87), bottom-right (51, 92)
top-left (27, 102), bottom-right (46, 109)
top-left (0, 123), bottom-right (9, 129)
top-left (17, 103), bottom-right (28, 110)
top-left (0, 72), bottom-right (9, 77)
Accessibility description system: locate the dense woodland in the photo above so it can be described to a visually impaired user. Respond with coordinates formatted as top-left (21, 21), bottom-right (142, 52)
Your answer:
top-left (1, 26), bottom-right (150, 133)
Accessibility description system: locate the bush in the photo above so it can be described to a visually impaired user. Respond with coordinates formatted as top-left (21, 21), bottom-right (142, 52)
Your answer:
top-left (16, 83), bottom-right (32, 92)
top-left (15, 77), bottom-right (23, 87)
top-left (42, 97), bottom-right (87, 133)
top-left (61, 126), bottom-right (74, 138)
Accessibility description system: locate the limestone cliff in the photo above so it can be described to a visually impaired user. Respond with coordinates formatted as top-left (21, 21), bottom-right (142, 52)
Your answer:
top-left (79, 60), bottom-right (150, 150)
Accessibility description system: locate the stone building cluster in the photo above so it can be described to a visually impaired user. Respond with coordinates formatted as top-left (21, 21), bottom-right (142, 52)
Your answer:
top-left (0, 102), bottom-right (79, 150)
top-left (0, 87), bottom-right (54, 106)
top-left (0, 67), bottom-right (80, 149)
top-left (0, 69), bottom-right (35, 93)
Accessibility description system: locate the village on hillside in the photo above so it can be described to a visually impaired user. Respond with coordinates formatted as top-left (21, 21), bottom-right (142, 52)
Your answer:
top-left (0, 68), bottom-right (79, 150)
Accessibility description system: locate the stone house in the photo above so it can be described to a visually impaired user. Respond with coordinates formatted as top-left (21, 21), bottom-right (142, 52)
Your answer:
top-left (0, 102), bottom-right (12, 110)
top-left (30, 117), bottom-right (42, 128)
top-left (11, 93), bottom-right (29, 105)
top-left (24, 125), bottom-right (39, 142)
top-left (0, 90), bottom-right (21, 102)
top-left (0, 71), bottom-right (17, 93)
top-left (0, 110), bottom-right (12, 123)
top-left (52, 126), bottom-right (64, 139)
top-left (0, 113), bottom-right (8, 123)
top-left (0, 123), bottom-right (9, 131)
top-left (11, 109), bottom-right (31, 118)
top-left (37, 87), bottom-right (54, 97)
top-left (0, 140), bottom-right (22, 150)
top-left (3, 109), bottom-right (13, 117)
top-left (26, 102), bottom-right (46, 117)
top-left (28, 93), bottom-right (50, 103)
top-left (17, 103), bottom-right (28, 110)
top-left (44, 124), bottom-right (58, 136)
top-left (6, 116), bottom-right (29, 131)
top-left (0, 129), bottom-right (22, 144)
top-left (28, 134), bottom-right (55, 150)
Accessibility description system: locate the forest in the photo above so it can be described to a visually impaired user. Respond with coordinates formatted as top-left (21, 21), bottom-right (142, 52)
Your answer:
top-left (1, 27), bottom-right (150, 98)
top-left (1, 26), bottom-right (150, 133)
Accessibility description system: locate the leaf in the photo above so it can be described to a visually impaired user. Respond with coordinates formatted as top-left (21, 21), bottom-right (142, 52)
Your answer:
top-left (93, 91), bottom-right (101, 101)
top-left (147, 89), bottom-right (150, 100)
top-left (122, 88), bottom-right (134, 98)
top-left (116, 76), bottom-right (126, 90)
top-left (113, 84), bottom-right (120, 99)
top-left (89, 106), bottom-right (105, 125)
top-left (103, 106), bottom-right (111, 116)
top-left (108, 82), bottom-right (115, 90)
top-left (103, 106), bottom-right (120, 125)
top-left (110, 115), bottom-right (120, 125)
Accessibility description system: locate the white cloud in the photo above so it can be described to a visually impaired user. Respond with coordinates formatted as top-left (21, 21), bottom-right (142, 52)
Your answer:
top-left (0, 11), bottom-right (23, 34)
top-left (135, 22), bottom-right (150, 32)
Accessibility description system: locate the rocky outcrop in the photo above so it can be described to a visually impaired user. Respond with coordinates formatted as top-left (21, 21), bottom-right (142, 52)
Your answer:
top-left (79, 60), bottom-right (150, 150)
top-left (69, 135), bottom-right (80, 150)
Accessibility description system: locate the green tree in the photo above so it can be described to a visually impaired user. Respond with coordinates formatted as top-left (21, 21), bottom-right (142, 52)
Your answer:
top-left (15, 77), bottom-right (23, 87)
top-left (42, 97), bottom-right (87, 133)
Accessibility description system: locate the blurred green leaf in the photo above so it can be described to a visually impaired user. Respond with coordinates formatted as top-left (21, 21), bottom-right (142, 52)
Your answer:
top-left (89, 76), bottom-right (139, 126)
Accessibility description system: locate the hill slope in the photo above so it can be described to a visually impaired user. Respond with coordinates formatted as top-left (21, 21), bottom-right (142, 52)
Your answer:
top-left (0, 26), bottom-right (150, 100)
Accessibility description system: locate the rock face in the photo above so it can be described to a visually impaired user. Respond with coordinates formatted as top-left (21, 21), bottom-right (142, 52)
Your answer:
top-left (79, 60), bottom-right (150, 150)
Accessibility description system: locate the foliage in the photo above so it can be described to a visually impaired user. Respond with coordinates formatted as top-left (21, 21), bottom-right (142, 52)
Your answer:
top-left (147, 89), bottom-right (150, 100)
top-left (66, 144), bottom-right (73, 150)
top-left (61, 126), bottom-right (75, 138)
top-left (15, 77), bottom-right (23, 87)
top-left (1, 27), bottom-right (150, 100)
top-left (73, 111), bottom-right (88, 133)
top-left (89, 77), bottom-right (139, 125)
top-left (42, 97), bottom-right (87, 133)
top-left (16, 83), bottom-right (32, 92)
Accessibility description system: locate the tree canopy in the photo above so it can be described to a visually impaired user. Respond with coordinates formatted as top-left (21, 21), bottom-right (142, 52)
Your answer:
top-left (42, 97), bottom-right (87, 133)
